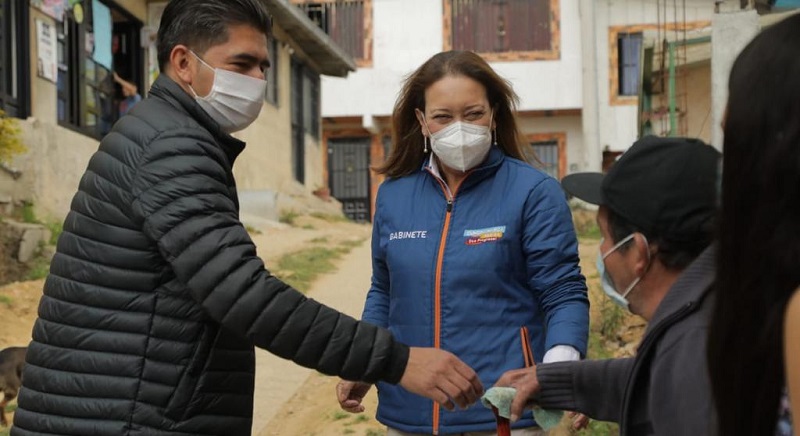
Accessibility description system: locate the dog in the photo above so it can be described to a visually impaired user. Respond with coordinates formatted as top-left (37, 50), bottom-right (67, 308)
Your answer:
top-left (0, 347), bottom-right (26, 427)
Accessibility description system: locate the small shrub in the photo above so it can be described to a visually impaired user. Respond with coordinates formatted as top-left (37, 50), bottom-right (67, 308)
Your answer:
top-left (46, 221), bottom-right (63, 245)
top-left (351, 414), bottom-right (369, 423)
top-left (244, 225), bottom-right (262, 235)
top-left (310, 212), bottom-right (350, 223)
top-left (0, 109), bottom-right (26, 165)
top-left (279, 210), bottom-right (300, 226)
top-left (331, 410), bottom-right (348, 421)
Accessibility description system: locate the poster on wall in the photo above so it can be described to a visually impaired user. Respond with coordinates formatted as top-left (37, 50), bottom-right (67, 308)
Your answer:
top-left (92, 0), bottom-right (113, 70)
top-left (30, 0), bottom-right (70, 21)
top-left (36, 19), bottom-right (58, 83)
top-left (146, 2), bottom-right (169, 87)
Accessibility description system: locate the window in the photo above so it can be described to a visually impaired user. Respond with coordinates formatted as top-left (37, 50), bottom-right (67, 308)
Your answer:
top-left (609, 22), bottom-right (710, 106)
top-left (292, 0), bottom-right (372, 66)
top-left (0, 0), bottom-right (30, 118)
top-left (618, 32), bottom-right (643, 97)
top-left (265, 37), bottom-right (278, 106)
top-left (291, 59), bottom-right (321, 183)
top-left (530, 141), bottom-right (559, 179)
top-left (526, 133), bottom-right (566, 179)
top-left (444, 0), bottom-right (560, 61)
top-left (58, 1), bottom-right (143, 139)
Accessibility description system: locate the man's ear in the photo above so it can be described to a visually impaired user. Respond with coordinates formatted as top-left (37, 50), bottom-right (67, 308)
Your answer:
top-left (170, 44), bottom-right (194, 85)
top-left (632, 233), bottom-right (652, 275)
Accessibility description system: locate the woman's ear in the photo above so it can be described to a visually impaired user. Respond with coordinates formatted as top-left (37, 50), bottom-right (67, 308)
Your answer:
top-left (415, 109), bottom-right (428, 137)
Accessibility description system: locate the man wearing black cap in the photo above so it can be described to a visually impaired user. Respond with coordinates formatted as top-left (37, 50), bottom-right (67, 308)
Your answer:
top-left (494, 136), bottom-right (721, 435)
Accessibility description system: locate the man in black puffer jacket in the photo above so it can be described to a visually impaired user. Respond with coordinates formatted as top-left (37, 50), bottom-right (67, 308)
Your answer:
top-left (12, 1), bottom-right (482, 435)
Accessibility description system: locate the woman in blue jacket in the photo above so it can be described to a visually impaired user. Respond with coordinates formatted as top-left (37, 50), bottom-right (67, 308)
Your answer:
top-left (337, 50), bottom-right (590, 435)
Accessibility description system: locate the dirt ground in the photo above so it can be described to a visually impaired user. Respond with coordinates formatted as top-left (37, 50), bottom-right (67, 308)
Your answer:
top-left (258, 210), bottom-right (645, 436)
top-left (0, 210), bottom-right (643, 435)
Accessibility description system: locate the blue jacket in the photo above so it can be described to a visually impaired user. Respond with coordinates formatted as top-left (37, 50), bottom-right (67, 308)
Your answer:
top-left (363, 148), bottom-right (589, 434)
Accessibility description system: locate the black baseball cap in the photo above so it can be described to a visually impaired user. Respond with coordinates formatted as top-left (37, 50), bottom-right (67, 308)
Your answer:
top-left (562, 136), bottom-right (721, 242)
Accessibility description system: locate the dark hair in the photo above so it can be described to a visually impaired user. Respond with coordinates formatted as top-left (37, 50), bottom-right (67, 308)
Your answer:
top-left (157, 0), bottom-right (272, 72)
top-left (606, 207), bottom-right (712, 271)
top-left (707, 14), bottom-right (800, 436)
top-left (378, 51), bottom-right (526, 177)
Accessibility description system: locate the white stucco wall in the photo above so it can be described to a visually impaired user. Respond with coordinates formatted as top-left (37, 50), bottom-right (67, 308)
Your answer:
top-left (6, 3), bottom-right (324, 221)
top-left (321, 0), bottom-right (585, 119)
top-left (587, 0), bottom-right (715, 153)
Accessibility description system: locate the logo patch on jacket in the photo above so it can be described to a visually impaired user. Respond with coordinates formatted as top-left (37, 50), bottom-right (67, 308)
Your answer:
top-left (464, 226), bottom-right (505, 245)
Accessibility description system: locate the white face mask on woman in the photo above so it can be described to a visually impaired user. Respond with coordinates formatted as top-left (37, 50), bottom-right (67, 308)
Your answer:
top-left (421, 112), bottom-right (494, 172)
top-left (189, 51), bottom-right (267, 133)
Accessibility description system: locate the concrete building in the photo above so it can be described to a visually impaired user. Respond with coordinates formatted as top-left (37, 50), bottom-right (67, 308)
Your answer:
top-left (301, 0), bottom-right (732, 221)
top-left (0, 0), bottom-right (353, 222)
top-left (301, 0), bottom-right (584, 221)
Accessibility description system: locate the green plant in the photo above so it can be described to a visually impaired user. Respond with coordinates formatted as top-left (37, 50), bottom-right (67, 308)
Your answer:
top-left (351, 414), bottom-right (369, 423)
top-left (342, 429), bottom-right (355, 435)
top-left (279, 210), bottom-right (300, 226)
top-left (577, 419), bottom-right (619, 436)
top-left (599, 297), bottom-right (625, 339)
top-left (275, 247), bottom-right (343, 293)
top-left (0, 109), bottom-right (26, 165)
top-left (310, 237), bottom-right (329, 244)
top-left (365, 429), bottom-right (383, 436)
top-left (20, 202), bottom-right (37, 224)
top-left (339, 239), bottom-right (366, 250)
top-left (24, 255), bottom-right (50, 281)
top-left (576, 220), bottom-right (602, 240)
top-left (302, 224), bottom-right (315, 230)
top-left (331, 410), bottom-right (348, 421)
top-left (244, 225), bottom-right (262, 235)
top-left (4, 402), bottom-right (16, 413)
top-left (0, 295), bottom-right (12, 306)
top-left (310, 212), bottom-right (350, 223)
top-left (46, 221), bottom-right (63, 245)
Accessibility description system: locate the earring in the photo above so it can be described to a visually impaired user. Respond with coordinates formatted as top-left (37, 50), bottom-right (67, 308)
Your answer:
top-left (424, 136), bottom-right (430, 153)
top-left (492, 130), bottom-right (497, 147)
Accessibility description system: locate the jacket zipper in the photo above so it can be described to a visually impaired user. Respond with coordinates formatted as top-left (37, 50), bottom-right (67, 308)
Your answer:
top-left (428, 170), bottom-right (468, 435)
top-left (619, 301), bottom-right (696, 435)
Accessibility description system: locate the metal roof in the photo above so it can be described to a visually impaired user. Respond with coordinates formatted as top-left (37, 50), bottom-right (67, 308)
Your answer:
top-left (262, 0), bottom-right (356, 77)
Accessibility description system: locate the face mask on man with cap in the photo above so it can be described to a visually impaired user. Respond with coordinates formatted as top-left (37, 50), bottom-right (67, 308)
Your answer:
top-left (561, 135), bottom-right (721, 321)
top-left (596, 233), bottom-right (652, 312)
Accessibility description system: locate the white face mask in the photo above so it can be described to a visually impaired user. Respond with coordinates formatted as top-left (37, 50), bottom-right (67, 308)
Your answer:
top-left (596, 234), bottom-right (650, 311)
top-left (423, 114), bottom-right (493, 172)
top-left (189, 51), bottom-right (267, 133)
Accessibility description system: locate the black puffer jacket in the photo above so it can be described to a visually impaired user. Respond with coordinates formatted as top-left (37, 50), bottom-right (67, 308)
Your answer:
top-left (13, 75), bottom-right (409, 436)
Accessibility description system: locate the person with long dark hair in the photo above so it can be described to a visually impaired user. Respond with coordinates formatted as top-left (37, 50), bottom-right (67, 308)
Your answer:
top-left (335, 50), bottom-right (590, 435)
top-left (707, 13), bottom-right (800, 436)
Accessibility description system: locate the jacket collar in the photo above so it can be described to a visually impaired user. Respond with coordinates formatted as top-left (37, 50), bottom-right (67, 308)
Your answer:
top-left (423, 147), bottom-right (506, 190)
top-left (645, 243), bottom-right (717, 333)
top-left (148, 74), bottom-right (246, 164)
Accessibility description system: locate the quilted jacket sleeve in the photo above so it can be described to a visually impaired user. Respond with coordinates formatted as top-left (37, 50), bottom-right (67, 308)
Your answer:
top-left (523, 177), bottom-right (590, 355)
top-left (361, 186), bottom-right (390, 328)
top-left (130, 130), bottom-right (408, 384)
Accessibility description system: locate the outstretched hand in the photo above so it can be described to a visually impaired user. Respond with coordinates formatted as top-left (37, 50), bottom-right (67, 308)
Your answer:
top-left (336, 380), bottom-right (372, 413)
top-left (399, 347), bottom-right (484, 411)
top-left (493, 366), bottom-right (539, 422)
